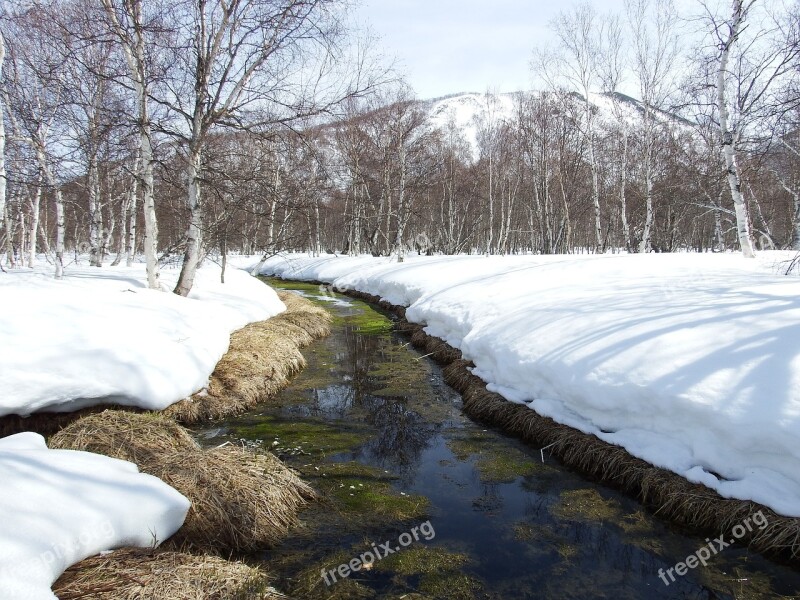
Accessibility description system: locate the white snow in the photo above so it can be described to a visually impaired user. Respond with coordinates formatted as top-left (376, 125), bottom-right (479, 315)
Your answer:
top-left (427, 92), bottom-right (517, 158)
top-left (0, 431), bottom-right (190, 600)
top-left (0, 261), bottom-right (285, 416)
top-left (260, 251), bottom-right (800, 517)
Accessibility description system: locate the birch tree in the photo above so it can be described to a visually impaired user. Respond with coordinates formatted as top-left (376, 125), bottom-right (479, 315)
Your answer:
top-left (3, 11), bottom-right (68, 277)
top-left (101, 0), bottom-right (161, 288)
top-left (698, 0), bottom-right (797, 257)
top-left (627, 0), bottom-right (680, 252)
top-left (0, 30), bottom-right (6, 254)
top-left (158, 0), bottom-right (375, 297)
top-left (545, 2), bottom-right (605, 252)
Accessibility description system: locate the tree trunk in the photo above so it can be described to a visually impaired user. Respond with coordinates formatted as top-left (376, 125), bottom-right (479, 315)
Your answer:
top-left (639, 156), bottom-right (654, 253)
top-left (88, 155), bottom-right (103, 266)
top-left (717, 0), bottom-right (755, 258)
top-left (174, 147), bottom-right (203, 296)
top-left (394, 140), bottom-right (407, 262)
top-left (55, 188), bottom-right (65, 279)
top-left (27, 177), bottom-right (42, 268)
top-left (619, 133), bottom-right (631, 252)
top-left (0, 31), bottom-right (6, 245)
top-left (584, 96), bottom-right (603, 252)
top-left (103, 0), bottom-right (160, 286)
top-left (792, 193), bottom-right (800, 250)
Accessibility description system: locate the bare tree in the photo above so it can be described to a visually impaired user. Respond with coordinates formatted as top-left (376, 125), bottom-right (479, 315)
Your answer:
top-left (101, 0), bottom-right (162, 288)
top-left (0, 29), bottom-right (6, 256)
top-left (626, 0), bottom-right (680, 252)
top-left (155, 0), bottom-right (376, 296)
top-left (3, 8), bottom-right (69, 277)
top-left (698, 0), bottom-right (797, 257)
top-left (542, 2), bottom-right (605, 252)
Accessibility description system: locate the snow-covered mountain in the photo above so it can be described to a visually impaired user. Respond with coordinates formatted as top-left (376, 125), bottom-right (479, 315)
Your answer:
top-left (413, 90), bottom-right (693, 156)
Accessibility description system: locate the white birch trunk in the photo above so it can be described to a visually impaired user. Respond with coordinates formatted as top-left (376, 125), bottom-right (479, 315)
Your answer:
top-left (793, 194), bottom-right (800, 250)
top-left (717, 0), bottom-right (755, 258)
top-left (394, 140), bottom-right (407, 262)
top-left (0, 32), bottom-right (6, 240)
top-left (125, 151), bottom-right (139, 267)
top-left (584, 96), bottom-right (603, 252)
top-left (174, 147), bottom-right (203, 296)
top-left (27, 177), bottom-right (42, 268)
top-left (54, 188), bottom-right (65, 279)
top-left (619, 133), bottom-right (631, 252)
top-left (88, 156), bottom-right (102, 266)
top-left (102, 0), bottom-right (160, 287)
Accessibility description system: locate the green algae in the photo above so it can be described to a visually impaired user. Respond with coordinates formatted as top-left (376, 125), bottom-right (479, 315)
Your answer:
top-left (550, 488), bottom-right (624, 522)
top-left (313, 461), bottom-right (429, 521)
top-left (287, 548), bottom-right (377, 600)
top-left (228, 415), bottom-right (368, 457)
top-left (374, 546), bottom-right (471, 575)
top-left (335, 299), bottom-right (394, 335)
top-left (418, 572), bottom-right (484, 599)
top-left (447, 431), bottom-right (548, 483)
top-left (374, 547), bottom-right (483, 600)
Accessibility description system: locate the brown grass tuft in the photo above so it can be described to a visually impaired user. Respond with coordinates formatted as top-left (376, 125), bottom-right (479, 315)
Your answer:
top-left (50, 411), bottom-right (316, 554)
top-left (52, 548), bottom-right (283, 600)
top-left (48, 410), bottom-right (198, 459)
top-left (165, 290), bottom-right (331, 424)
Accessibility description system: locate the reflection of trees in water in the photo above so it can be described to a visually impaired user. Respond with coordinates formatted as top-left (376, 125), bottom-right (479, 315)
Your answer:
top-left (361, 395), bottom-right (434, 471)
top-left (291, 324), bottom-right (438, 471)
top-left (347, 325), bottom-right (435, 472)
top-left (472, 482), bottom-right (504, 514)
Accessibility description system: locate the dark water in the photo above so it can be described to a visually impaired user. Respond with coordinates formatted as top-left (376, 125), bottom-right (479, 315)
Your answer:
top-left (196, 280), bottom-right (800, 600)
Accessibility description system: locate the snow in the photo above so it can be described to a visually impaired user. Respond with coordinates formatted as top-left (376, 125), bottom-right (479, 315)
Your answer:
top-left (426, 92), bottom-right (518, 158)
top-left (0, 431), bottom-right (189, 600)
top-left (259, 251), bottom-right (800, 517)
top-left (0, 261), bottom-right (285, 416)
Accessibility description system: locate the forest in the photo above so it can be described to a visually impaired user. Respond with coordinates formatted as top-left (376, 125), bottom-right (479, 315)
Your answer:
top-left (0, 0), bottom-right (799, 296)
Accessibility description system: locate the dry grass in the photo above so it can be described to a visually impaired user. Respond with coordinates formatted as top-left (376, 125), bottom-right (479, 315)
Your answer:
top-left (337, 288), bottom-right (800, 562)
top-left (50, 411), bottom-right (316, 554)
top-left (52, 548), bottom-right (283, 600)
top-left (166, 291), bottom-right (331, 424)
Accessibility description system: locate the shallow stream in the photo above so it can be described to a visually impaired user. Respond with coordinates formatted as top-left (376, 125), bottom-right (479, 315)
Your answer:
top-left (197, 278), bottom-right (800, 599)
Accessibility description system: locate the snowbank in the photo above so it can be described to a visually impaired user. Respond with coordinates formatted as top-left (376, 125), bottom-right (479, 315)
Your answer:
top-left (0, 262), bottom-right (285, 416)
top-left (0, 431), bottom-right (189, 599)
top-left (260, 252), bottom-right (800, 517)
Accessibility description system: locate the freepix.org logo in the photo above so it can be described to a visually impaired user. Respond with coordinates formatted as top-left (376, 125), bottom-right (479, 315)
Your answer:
top-left (658, 511), bottom-right (768, 586)
top-left (321, 520), bottom-right (435, 587)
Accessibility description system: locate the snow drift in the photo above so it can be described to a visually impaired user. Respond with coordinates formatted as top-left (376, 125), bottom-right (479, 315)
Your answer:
top-left (0, 262), bottom-right (285, 416)
top-left (260, 252), bottom-right (800, 517)
top-left (0, 431), bottom-right (190, 600)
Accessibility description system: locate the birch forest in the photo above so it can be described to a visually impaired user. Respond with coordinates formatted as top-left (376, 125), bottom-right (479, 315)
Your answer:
top-left (1, 0), bottom-right (799, 294)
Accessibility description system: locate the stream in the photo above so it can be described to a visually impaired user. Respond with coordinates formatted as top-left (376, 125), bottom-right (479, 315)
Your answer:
top-left (196, 278), bottom-right (800, 599)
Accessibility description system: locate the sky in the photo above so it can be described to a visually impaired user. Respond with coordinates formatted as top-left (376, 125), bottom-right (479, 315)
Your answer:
top-left (352, 0), bottom-right (626, 100)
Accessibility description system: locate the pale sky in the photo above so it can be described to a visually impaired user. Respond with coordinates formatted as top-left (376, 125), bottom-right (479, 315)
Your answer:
top-left (353, 0), bottom-right (627, 100)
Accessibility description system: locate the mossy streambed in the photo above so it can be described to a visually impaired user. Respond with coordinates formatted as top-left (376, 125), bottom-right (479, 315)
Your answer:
top-left (196, 278), bottom-right (800, 599)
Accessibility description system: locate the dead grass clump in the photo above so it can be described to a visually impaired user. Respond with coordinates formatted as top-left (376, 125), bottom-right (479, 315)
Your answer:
top-left (166, 291), bottom-right (331, 424)
top-left (49, 410), bottom-right (198, 461)
top-left (276, 291), bottom-right (333, 339)
top-left (52, 548), bottom-right (283, 600)
top-left (50, 411), bottom-right (315, 554)
top-left (165, 445), bottom-right (316, 553)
